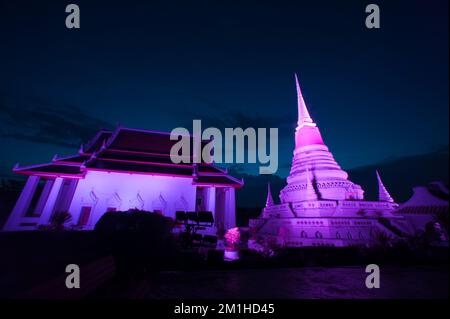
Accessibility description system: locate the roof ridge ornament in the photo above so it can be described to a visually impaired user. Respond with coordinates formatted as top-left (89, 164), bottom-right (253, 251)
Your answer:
top-left (106, 124), bottom-right (122, 148)
top-left (101, 138), bottom-right (107, 151)
top-left (295, 73), bottom-right (316, 130)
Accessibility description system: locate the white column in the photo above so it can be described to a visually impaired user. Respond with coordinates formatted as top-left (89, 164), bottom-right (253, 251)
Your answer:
top-left (204, 187), bottom-right (217, 235)
top-left (3, 176), bottom-right (40, 231)
top-left (38, 177), bottom-right (64, 225)
top-left (224, 187), bottom-right (236, 230)
top-left (34, 179), bottom-right (54, 215)
top-left (205, 187), bottom-right (216, 213)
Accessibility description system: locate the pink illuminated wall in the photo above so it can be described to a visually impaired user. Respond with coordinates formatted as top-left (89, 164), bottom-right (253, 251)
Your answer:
top-left (68, 171), bottom-right (198, 228)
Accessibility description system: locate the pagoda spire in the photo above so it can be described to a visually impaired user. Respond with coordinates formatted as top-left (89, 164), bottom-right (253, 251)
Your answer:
top-left (295, 73), bottom-right (316, 129)
top-left (376, 170), bottom-right (394, 202)
top-left (265, 183), bottom-right (275, 207)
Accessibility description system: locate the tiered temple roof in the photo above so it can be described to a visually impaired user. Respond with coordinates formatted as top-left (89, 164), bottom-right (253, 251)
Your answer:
top-left (13, 127), bottom-right (243, 188)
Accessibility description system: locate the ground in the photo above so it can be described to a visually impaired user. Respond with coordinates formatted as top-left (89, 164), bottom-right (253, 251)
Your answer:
top-left (1, 231), bottom-right (447, 299)
top-left (91, 265), bottom-right (448, 299)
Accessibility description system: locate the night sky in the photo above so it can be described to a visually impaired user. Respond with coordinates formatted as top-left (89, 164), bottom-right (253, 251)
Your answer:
top-left (0, 0), bottom-right (448, 177)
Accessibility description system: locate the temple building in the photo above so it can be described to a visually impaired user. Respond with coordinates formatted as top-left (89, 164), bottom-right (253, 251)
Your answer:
top-left (3, 127), bottom-right (243, 232)
top-left (394, 181), bottom-right (448, 241)
top-left (249, 75), bottom-right (413, 247)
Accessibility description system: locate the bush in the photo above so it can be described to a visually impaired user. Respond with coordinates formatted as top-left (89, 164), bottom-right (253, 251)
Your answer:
top-left (94, 209), bottom-right (178, 277)
top-left (37, 211), bottom-right (72, 231)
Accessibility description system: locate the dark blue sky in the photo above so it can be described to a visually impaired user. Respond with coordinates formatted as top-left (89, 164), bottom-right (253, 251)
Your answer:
top-left (0, 0), bottom-right (448, 177)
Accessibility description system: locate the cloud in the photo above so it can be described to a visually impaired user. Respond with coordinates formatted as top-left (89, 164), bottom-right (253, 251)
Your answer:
top-left (201, 111), bottom-right (292, 130)
top-left (0, 94), bottom-right (113, 148)
top-left (179, 98), bottom-right (296, 139)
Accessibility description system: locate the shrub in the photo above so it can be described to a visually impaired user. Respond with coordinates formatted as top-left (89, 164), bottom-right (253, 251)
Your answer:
top-left (94, 209), bottom-right (177, 277)
top-left (37, 211), bottom-right (72, 231)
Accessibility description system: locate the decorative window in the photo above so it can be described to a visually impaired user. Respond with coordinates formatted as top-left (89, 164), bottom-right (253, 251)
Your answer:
top-left (78, 206), bottom-right (92, 226)
top-left (359, 232), bottom-right (364, 240)
top-left (347, 232), bottom-right (353, 240)
top-left (300, 231), bottom-right (307, 238)
top-left (336, 232), bottom-right (341, 239)
top-left (315, 231), bottom-right (323, 239)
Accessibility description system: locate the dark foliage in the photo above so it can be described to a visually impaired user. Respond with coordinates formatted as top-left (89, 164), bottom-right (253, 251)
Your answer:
top-left (38, 211), bottom-right (72, 231)
top-left (94, 209), bottom-right (178, 277)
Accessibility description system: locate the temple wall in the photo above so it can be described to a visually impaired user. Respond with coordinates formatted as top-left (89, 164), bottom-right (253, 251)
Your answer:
top-left (68, 171), bottom-right (197, 229)
top-left (261, 200), bottom-right (398, 219)
top-left (252, 217), bottom-right (398, 247)
top-left (3, 171), bottom-right (238, 232)
top-left (251, 200), bottom-right (406, 247)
